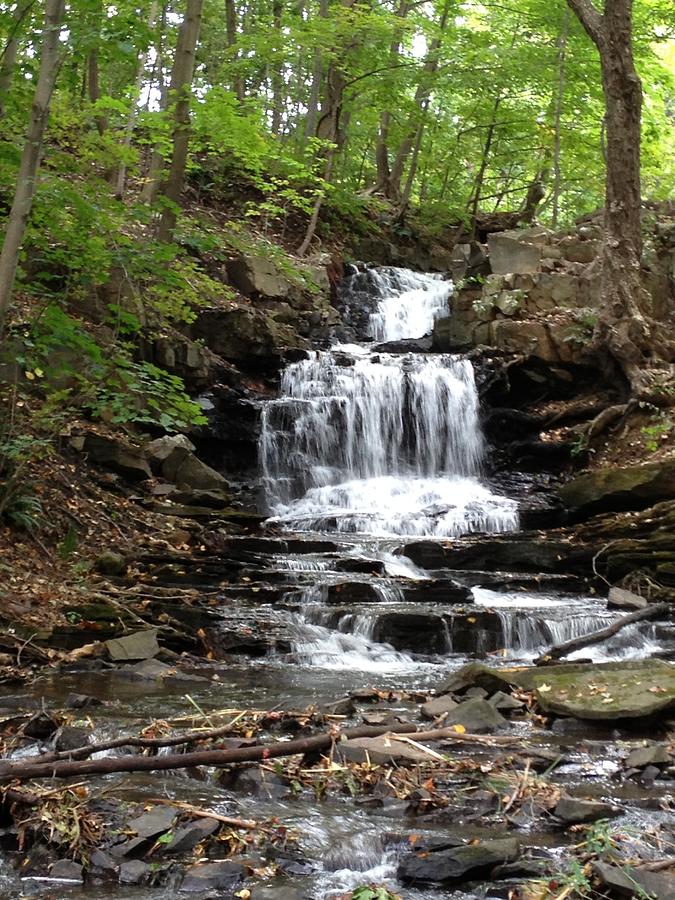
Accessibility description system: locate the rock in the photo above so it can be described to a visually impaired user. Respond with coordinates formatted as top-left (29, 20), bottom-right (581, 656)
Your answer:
top-left (530, 659), bottom-right (675, 720)
top-left (421, 695), bottom-right (458, 720)
top-left (334, 558), bottom-right (387, 575)
top-left (127, 805), bottom-right (177, 839)
top-left (105, 629), bottom-right (160, 662)
top-left (66, 692), bottom-right (102, 709)
top-left (49, 860), bottom-right (84, 882)
top-left (338, 735), bottom-right (435, 766)
top-left (161, 447), bottom-right (228, 493)
top-left (488, 233), bottom-right (542, 275)
top-left (488, 691), bottom-right (525, 711)
top-left (119, 860), bottom-right (152, 885)
top-left (229, 765), bottom-right (288, 798)
top-left (94, 550), bottom-right (127, 576)
top-left (146, 434), bottom-right (196, 466)
top-left (82, 434), bottom-right (151, 481)
top-left (89, 849), bottom-right (119, 876)
top-left (372, 612), bottom-right (449, 654)
top-left (438, 662), bottom-right (522, 696)
top-left (161, 817), bottom-right (220, 854)
top-left (559, 235), bottom-right (600, 264)
top-left (226, 254), bottom-right (293, 299)
top-left (180, 860), bottom-right (246, 893)
top-left (608, 586), bottom-right (648, 610)
top-left (593, 861), bottom-right (675, 900)
top-left (325, 582), bottom-right (382, 604)
top-left (625, 744), bottom-right (672, 769)
top-left (193, 307), bottom-right (307, 369)
top-left (442, 698), bottom-right (506, 733)
top-left (560, 458), bottom-right (675, 515)
top-left (398, 836), bottom-right (520, 885)
top-left (53, 726), bottom-right (90, 752)
top-left (23, 711), bottom-right (59, 739)
top-left (554, 796), bottom-right (622, 825)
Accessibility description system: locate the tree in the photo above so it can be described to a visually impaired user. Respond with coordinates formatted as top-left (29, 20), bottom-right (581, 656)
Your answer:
top-left (0, 0), bottom-right (65, 338)
top-left (155, 0), bottom-right (204, 243)
top-left (566, 0), bottom-right (674, 391)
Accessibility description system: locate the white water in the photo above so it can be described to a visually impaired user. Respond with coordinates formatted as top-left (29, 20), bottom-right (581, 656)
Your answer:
top-left (260, 269), bottom-right (518, 538)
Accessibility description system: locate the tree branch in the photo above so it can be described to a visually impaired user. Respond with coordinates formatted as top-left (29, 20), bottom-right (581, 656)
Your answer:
top-left (566, 0), bottom-right (603, 47)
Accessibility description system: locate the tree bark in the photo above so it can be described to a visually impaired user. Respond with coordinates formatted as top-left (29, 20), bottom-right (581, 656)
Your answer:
top-left (115, 0), bottom-right (159, 198)
top-left (225, 0), bottom-right (245, 102)
top-left (0, 0), bottom-right (64, 338)
top-left (551, 6), bottom-right (570, 228)
top-left (155, 0), bottom-right (204, 243)
top-left (566, 0), bottom-right (672, 390)
top-left (303, 0), bottom-right (328, 139)
top-left (270, 0), bottom-right (284, 134)
top-left (374, 0), bottom-right (409, 195)
top-left (141, 0), bottom-right (170, 202)
top-left (0, 0), bottom-right (32, 120)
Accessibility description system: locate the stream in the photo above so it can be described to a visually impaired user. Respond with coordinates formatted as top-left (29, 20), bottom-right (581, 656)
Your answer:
top-left (1, 266), bottom-right (673, 898)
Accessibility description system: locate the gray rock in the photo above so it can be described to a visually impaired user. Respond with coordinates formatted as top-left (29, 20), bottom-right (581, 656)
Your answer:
top-left (83, 434), bottom-right (151, 481)
top-left (554, 796), bottom-right (622, 825)
top-left (161, 448), bottom-right (228, 493)
top-left (53, 726), bottom-right (90, 752)
top-left (488, 233), bottom-right (542, 275)
top-left (593, 861), bottom-right (675, 900)
top-left (128, 805), bottom-right (177, 839)
top-left (338, 735), bottom-right (435, 766)
top-left (66, 692), bottom-right (102, 710)
top-left (626, 744), bottom-right (672, 769)
top-left (608, 587), bottom-right (648, 610)
top-left (95, 551), bottom-right (127, 576)
top-left (227, 254), bottom-right (293, 299)
top-left (88, 849), bottom-right (119, 876)
top-left (119, 860), bottom-right (151, 885)
top-left (399, 836), bottom-right (520, 884)
top-left (421, 695), bottom-right (458, 721)
top-left (180, 860), bottom-right (245, 893)
top-left (230, 765), bottom-right (289, 798)
top-left (560, 458), bottom-right (675, 515)
top-left (48, 859), bottom-right (83, 882)
top-left (488, 691), bottom-right (525, 711)
top-left (105, 629), bottom-right (160, 662)
top-left (442, 698), bottom-right (507, 733)
top-left (161, 817), bottom-right (220, 854)
top-left (146, 435), bottom-right (196, 466)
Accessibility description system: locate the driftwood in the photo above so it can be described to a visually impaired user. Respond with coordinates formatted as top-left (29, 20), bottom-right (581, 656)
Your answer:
top-left (535, 602), bottom-right (669, 665)
top-left (0, 724), bottom-right (418, 784)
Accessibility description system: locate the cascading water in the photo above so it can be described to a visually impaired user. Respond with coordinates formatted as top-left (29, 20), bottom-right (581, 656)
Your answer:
top-left (260, 270), bottom-right (518, 537)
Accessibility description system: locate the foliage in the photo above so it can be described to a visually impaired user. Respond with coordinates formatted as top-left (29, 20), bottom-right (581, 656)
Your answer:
top-left (350, 887), bottom-right (401, 900)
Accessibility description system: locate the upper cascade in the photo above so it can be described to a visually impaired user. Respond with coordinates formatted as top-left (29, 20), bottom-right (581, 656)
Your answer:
top-left (260, 267), bottom-right (518, 537)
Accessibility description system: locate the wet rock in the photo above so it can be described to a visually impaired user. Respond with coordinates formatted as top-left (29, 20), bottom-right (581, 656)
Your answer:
top-left (161, 817), bottom-right (220, 854)
top-left (325, 582), bottom-right (382, 604)
top-left (438, 662), bottom-right (520, 697)
top-left (560, 458), bottom-right (675, 516)
top-left (465, 686), bottom-right (489, 699)
top-left (228, 765), bottom-right (288, 798)
top-left (488, 691), bottom-right (524, 711)
top-left (128, 806), bottom-right (177, 839)
top-left (443, 698), bottom-right (507, 733)
top-left (626, 744), bottom-right (672, 769)
top-left (338, 735), bottom-right (434, 766)
top-left (607, 586), bottom-right (648, 611)
top-left (23, 711), bottom-right (60, 740)
top-left (372, 612), bottom-right (449, 654)
top-left (119, 860), bottom-right (152, 885)
top-left (398, 836), bottom-right (520, 885)
top-left (53, 725), bottom-right (90, 752)
top-left (530, 659), bottom-right (675, 720)
top-left (334, 558), bottom-right (386, 575)
top-left (95, 550), bottom-right (127, 576)
top-left (321, 697), bottom-right (356, 717)
top-left (66, 692), bottom-right (102, 710)
top-left (593, 861), bottom-right (675, 900)
top-left (89, 849), bottom-right (119, 877)
top-left (180, 860), bottom-right (245, 892)
top-left (350, 687), bottom-right (381, 702)
top-left (105, 629), bottom-right (160, 662)
top-left (49, 859), bottom-right (84, 882)
top-left (82, 433), bottom-right (151, 481)
top-left (554, 796), bottom-right (622, 825)
top-left (421, 695), bottom-right (458, 720)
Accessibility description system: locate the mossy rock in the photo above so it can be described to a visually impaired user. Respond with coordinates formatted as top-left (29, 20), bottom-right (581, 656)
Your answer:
top-left (560, 458), bottom-right (675, 515)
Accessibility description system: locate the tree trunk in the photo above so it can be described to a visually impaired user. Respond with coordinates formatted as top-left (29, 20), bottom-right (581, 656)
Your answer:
top-left (566, 0), bottom-right (672, 390)
top-left (156, 0), bottom-right (204, 243)
top-left (115, 0), bottom-right (159, 198)
top-left (374, 0), bottom-right (408, 195)
top-left (304, 0), bottom-right (328, 139)
top-left (225, 0), bottom-right (245, 102)
top-left (141, 0), bottom-right (169, 202)
top-left (270, 0), bottom-right (284, 134)
top-left (0, 0), bottom-right (64, 338)
top-left (0, 0), bottom-right (31, 120)
top-left (551, 6), bottom-right (570, 228)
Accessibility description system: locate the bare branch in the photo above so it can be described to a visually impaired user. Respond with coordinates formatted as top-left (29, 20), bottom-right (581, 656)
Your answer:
top-left (566, 0), bottom-right (603, 46)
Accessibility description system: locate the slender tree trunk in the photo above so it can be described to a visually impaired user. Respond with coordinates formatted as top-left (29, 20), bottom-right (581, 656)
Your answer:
top-left (566, 0), bottom-right (672, 389)
top-left (551, 6), bottom-right (570, 228)
top-left (374, 0), bottom-right (408, 194)
top-left (270, 0), bottom-right (283, 134)
top-left (115, 0), bottom-right (159, 198)
top-left (225, 0), bottom-right (245, 101)
top-left (388, 0), bottom-right (450, 200)
top-left (156, 0), bottom-right (204, 243)
top-left (304, 0), bottom-right (328, 139)
top-left (141, 0), bottom-right (169, 202)
top-left (0, 0), bottom-right (64, 337)
top-left (0, 0), bottom-right (31, 120)
top-left (467, 94), bottom-right (501, 238)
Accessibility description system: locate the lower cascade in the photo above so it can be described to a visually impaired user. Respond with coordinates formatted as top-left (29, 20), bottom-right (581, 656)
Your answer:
top-left (261, 267), bottom-right (518, 537)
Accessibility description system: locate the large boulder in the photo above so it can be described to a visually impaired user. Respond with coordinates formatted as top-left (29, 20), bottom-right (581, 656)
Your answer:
top-left (226, 254), bottom-right (294, 299)
top-left (488, 233), bottom-right (542, 275)
top-left (146, 435), bottom-right (228, 493)
top-left (193, 307), bottom-right (307, 369)
top-left (81, 434), bottom-right (151, 481)
top-left (398, 836), bottom-right (519, 885)
top-left (560, 458), bottom-right (675, 515)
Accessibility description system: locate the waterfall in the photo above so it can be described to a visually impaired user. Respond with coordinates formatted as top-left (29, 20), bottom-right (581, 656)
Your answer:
top-left (260, 267), bottom-right (518, 537)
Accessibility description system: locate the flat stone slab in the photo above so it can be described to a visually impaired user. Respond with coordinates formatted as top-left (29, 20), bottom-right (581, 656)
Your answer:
top-left (399, 836), bottom-right (519, 885)
top-left (105, 629), bottom-right (159, 662)
top-left (338, 735), bottom-right (438, 766)
top-left (528, 660), bottom-right (675, 720)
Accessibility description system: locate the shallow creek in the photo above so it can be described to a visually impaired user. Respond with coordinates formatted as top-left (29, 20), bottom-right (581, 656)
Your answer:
top-left (1, 267), bottom-right (673, 898)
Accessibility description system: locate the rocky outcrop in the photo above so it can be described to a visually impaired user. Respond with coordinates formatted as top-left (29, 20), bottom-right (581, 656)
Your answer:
top-left (560, 458), bottom-right (675, 516)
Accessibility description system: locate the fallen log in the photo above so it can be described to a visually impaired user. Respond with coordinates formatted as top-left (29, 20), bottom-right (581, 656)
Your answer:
top-left (535, 602), bottom-right (670, 665)
top-left (0, 723), bottom-right (417, 784)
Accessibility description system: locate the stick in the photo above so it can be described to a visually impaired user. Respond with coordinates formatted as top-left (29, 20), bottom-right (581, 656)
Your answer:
top-left (535, 602), bottom-right (670, 665)
top-left (0, 724), bottom-right (418, 784)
